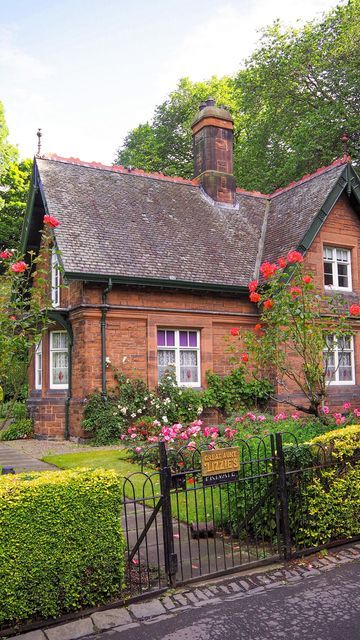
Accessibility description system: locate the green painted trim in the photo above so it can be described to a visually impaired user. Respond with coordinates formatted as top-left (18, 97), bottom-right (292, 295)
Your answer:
top-left (20, 161), bottom-right (38, 254)
top-left (64, 271), bottom-right (248, 294)
top-left (297, 165), bottom-right (360, 254)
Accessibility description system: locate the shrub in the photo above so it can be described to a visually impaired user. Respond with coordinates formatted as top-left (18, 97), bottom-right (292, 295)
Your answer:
top-left (156, 369), bottom-right (203, 423)
top-left (310, 424), bottom-right (360, 459)
top-left (202, 368), bottom-right (273, 415)
top-left (83, 393), bottom-right (125, 444)
top-left (0, 468), bottom-right (124, 627)
top-left (0, 418), bottom-right (33, 441)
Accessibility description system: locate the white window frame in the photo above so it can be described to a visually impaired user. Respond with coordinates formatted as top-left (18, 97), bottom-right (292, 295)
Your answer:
top-left (157, 329), bottom-right (201, 388)
top-left (51, 247), bottom-right (60, 307)
top-left (324, 335), bottom-right (355, 386)
top-left (323, 246), bottom-right (352, 292)
top-left (50, 331), bottom-right (69, 389)
top-left (35, 340), bottom-right (42, 390)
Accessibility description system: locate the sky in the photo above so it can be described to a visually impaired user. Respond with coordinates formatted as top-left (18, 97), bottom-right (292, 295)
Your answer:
top-left (0, 0), bottom-right (339, 164)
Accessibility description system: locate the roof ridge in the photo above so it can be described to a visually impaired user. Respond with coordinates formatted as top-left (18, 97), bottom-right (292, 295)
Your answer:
top-left (40, 154), bottom-right (200, 186)
top-left (236, 187), bottom-right (269, 198)
top-left (268, 155), bottom-right (351, 199)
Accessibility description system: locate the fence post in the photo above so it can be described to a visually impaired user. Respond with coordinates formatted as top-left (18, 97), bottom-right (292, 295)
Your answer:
top-left (159, 442), bottom-right (177, 587)
top-left (270, 434), bottom-right (282, 558)
top-left (275, 432), bottom-right (292, 560)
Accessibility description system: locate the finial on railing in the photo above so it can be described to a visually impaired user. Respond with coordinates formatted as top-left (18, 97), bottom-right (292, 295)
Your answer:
top-left (36, 128), bottom-right (42, 157)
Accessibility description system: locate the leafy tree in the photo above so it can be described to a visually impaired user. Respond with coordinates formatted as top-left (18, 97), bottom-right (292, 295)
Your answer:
top-left (0, 159), bottom-right (32, 250)
top-left (115, 76), bottom-right (237, 177)
top-left (115, 1), bottom-right (360, 191)
top-left (0, 101), bottom-right (18, 176)
top-left (230, 253), bottom-right (356, 416)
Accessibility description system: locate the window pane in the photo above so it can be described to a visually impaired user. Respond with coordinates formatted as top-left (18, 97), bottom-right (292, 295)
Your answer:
top-left (324, 262), bottom-right (333, 286)
top-left (157, 330), bottom-right (165, 347)
top-left (339, 365), bottom-right (352, 381)
top-left (158, 350), bottom-right (175, 367)
top-left (180, 350), bottom-right (198, 383)
top-left (52, 352), bottom-right (68, 385)
top-left (52, 332), bottom-right (68, 349)
top-left (337, 263), bottom-right (348, 288)
top-left (166, 331), bottom-right (175, 347)
top-left (336, 249), bottom-right (349, 263)
top-left (179, 331), bottom-right (188, 347)
top-left (189, 331), bottom-right (197, 347)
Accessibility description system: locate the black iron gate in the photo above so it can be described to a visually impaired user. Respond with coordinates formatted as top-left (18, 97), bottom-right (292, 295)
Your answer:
top-left (122, 434), bottom-right (290, 594)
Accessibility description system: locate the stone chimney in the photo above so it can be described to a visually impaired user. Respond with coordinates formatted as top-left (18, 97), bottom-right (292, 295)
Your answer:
top-left (191, 98), bottom-right (235, 205)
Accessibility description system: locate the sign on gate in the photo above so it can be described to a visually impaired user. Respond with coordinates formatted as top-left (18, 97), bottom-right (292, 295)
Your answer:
top-left (201, 447), bottom-right (240, 486)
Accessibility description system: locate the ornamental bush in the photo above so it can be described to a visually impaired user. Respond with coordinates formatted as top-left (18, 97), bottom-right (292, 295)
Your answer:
top-left (0, 469), bottom-right (124, 628)
top-left (202, 368), bottom-right (273, 415)
top-left (0, 417), bottom-right (33, 441)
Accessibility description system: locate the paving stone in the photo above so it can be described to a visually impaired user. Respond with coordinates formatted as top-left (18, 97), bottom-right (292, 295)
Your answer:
top-left (238, 580), bottom-right (251, 591)
top-left (256, 574), bottom-right (272, 585)
top-left (194, 597), bottom-right (221, 607)
top-left (161, 596), bottom-right (176, 610)
top-left (14, 631), bottom-right (47, 640)
top-left (111, 623), bottom-right (140, 633)
top-left (193, 588), bottom-right (209, 600)
top-left (91, 608), bottom-right (132, 630)
top-left (219, 585), bottom-right (230, 593)
top-left (183, 591), bottom-right (199, 604)
top-left (128, 599), bottom-right (166, 619)
top-left (202, 588), bottom-right (214, 598)
top-left (228, 582), bottom-right (241, 592)
top-left (173, 594), bottom-right (188, 606)
top-left (143, 614), bottom-right (176, 624)
top-left (44, 618), bottom-right (94, 640)
top-left (208, 585), bottom-right (219, 594)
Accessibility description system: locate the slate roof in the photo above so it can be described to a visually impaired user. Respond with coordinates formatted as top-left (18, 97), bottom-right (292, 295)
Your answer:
top-left (31, 155), bottom-right (351, 290)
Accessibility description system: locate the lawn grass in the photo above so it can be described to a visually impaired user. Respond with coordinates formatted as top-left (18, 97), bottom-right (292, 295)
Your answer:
top-left (42, 448), bottom-right (224, 525)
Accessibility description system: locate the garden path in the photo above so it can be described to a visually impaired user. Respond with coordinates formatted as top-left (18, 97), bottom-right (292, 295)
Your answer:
top-left (0, 441), bottom-right (56, 473)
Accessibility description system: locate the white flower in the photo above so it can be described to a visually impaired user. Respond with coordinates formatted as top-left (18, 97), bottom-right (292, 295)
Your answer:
top-left (105, 356), bottom-right (111, 366)
top-left (137, 408), bottom-right (142, 414)
top-left (126, 378), bottom-right (130, 383)
top-left (113, 412), bottom-right (118, 416)
top-left (144, 396), bottom-right (148, 401)
top-left (162, 416), bottom-right (168, 423)
top-left (122, 356), bottom-right (128, 363)
top-left (120, 407), bottom-right (127, 415)
top-left (131, 413), bottom-right (136, 418)
top-left (197, 406), bottom-right (203, 414)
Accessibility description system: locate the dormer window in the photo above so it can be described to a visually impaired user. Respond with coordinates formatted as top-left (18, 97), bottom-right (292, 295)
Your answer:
top-left (51, 247), bottom-right (60, 307)
top-left (323, 246), bottom-right (352, 291)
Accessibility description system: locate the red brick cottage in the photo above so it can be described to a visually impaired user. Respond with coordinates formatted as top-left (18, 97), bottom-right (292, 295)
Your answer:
top-left (21, 100), bottom-right (360, 439)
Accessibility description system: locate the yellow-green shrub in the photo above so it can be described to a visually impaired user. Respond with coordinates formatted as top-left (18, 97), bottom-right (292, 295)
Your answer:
top-left (289, 425), bottom-right (360, 547)
top-left (310, 424), bottom-right (360, 459)
top-left (0, 469), bottom-right (124, 628)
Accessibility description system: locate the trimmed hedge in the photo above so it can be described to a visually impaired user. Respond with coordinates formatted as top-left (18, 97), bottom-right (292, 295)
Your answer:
top-left (0, 469), bottom-right (125, 627)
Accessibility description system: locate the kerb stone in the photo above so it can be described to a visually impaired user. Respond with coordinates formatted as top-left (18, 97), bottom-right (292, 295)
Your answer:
top-left (128, 599), bottom-right (166, 619)
top-left (44, 618), bottom-right (94, 640)
top-left (13, 631), bottom-right (47, 640)
top-left (91, 608), bottom-right (132, 630)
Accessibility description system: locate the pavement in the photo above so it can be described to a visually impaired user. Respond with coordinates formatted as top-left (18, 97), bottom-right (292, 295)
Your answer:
top-left (0, 442), bottom-right (56, 473)
top-left (11, 543), bottom-right (360, 640)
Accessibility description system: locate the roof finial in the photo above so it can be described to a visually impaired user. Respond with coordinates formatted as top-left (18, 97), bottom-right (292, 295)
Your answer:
top-left (36, 128), bottom-right (42, 157)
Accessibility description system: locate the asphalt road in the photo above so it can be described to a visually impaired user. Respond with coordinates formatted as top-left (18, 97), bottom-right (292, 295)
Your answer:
top-left (104, 561), bottom-right (360, 640)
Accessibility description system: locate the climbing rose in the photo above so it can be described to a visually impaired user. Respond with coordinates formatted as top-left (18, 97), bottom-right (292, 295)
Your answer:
top-left (11, 261), bottom-right (27, 273)
top-left (248, 279), bottom-right (258, 292)
top-left (260, 261), bottom-right (278, 279)
top-left (43, 214), bottom-right (60, 228)
top-left (287, 250), bottom-right (303, 263)
top-left (254, 323), bottom-right (262, 331)
top-left (321, 406), bottom-right (330, 414)
top-left (349, 304), bottom-right (360, 316)
top-left (249, 291), bottom-right (261, 303)
top-left (263, 299), bottom-right (274, 310)
top-left (241, 352), bottom-right (249, 363)
top-left (230, 327), bottom-right (239, 337)
top-left (343, 402), bottom-right (351, 410)
top-left (0, 250), bottom-right (13, 259)
top-left (290, 286), bottom-right (302, 298)
top-left (302, 275), bottom-right (312, 284)
top-left (277, 256), bottom-right (287, 268)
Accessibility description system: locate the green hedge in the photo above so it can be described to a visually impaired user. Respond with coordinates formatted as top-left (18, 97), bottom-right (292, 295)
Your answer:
top-left (0, 469), bottom-right (125, 627)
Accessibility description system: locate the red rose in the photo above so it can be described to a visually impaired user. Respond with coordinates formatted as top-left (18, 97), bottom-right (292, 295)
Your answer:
top-left (263, 299), bottom-right (274, 309)
top-left (249, 292), bottom-right (261, 303)
top-left (260, 262), bottom-right (278, 279)
top-left (241, 352), bottom-right (249, 363)
top-left (290, 286), bottom-right (302, 298)
top-left (230, 327), bottom-right (239, 337)
top-left (254, 323), bottom-right (262, 331)
top-left (11, 261), bottom-right (27, 273)
top-left (44, 214), bottom-right (60, 228)
top-left (287, 250), bottom-right (303, 264)
top-left (248, 279), bottom-right (259, 293)
top-left (277, 256), bottom-right (287, 268)
top-left (302, 276), bottom-right (312, 284)
top-left (0, 250), bottom-right (13, 259)
top-left (349, 304), bottom-right (360, 316)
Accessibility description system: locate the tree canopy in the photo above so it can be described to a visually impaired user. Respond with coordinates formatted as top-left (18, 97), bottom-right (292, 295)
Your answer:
top-left (115, 1), bottom-right (360, 193)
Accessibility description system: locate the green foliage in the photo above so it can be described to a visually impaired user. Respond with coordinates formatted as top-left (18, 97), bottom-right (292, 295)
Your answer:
top-left (0, 159), bottom-right (32, 251)
top-left (0, 400), bottom-right (26, 420)
top-left (83, 393), bottom-right (126, 445)
top-left (310, 424), bottom-right (360, 460)
top-left (0, 101), bottom-right (18, 177)
top-left (115, 2), bottom-right (359, 192)
top-left (203, 368), bottom-right (273, 415)
top-left (0, 469), bottom-right (125, 627)
top-left (156, 369), bottom-right (203, 424)
top-left (0, 418), bottom-right (33, 441)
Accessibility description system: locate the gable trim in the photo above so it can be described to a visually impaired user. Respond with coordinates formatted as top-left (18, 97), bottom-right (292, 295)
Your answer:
top-left (296, 165), bottom-right (360, 254)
